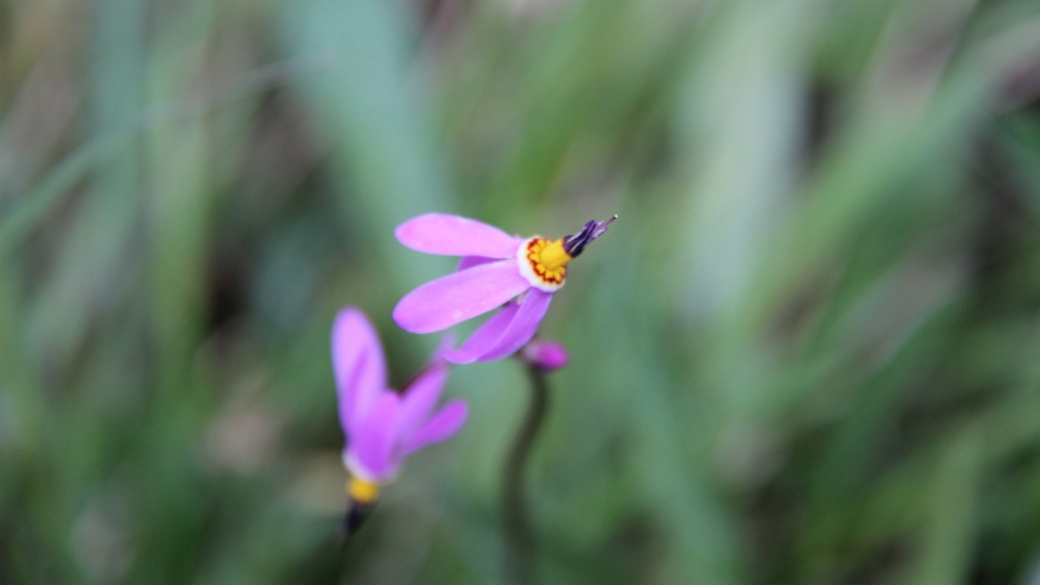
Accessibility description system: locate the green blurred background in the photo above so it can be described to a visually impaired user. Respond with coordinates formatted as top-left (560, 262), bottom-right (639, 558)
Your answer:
top-left (4, 0), bottom-right (1040, 583)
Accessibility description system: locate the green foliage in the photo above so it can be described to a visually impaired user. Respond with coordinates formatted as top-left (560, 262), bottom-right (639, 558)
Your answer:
top-left (3, 0), bottom-right (1040, 583)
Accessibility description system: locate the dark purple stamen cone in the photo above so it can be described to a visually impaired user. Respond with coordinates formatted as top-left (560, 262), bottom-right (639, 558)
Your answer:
top-left (337, 500), bottom-right (375, 549)
top-left (562, 215), bottom-right (617, 257)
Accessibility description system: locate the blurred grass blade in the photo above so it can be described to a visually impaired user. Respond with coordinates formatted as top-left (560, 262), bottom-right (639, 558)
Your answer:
top-left (913, 426), bottom-right (984, 585)
top-left (0, 54), bottom-right (328, 259)
top-left (0, 134), bottom-right (124, 255)
top-left (278, 0), bottom-right (453, 298)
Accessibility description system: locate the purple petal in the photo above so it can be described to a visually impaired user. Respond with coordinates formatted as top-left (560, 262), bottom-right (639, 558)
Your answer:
top-left (393, 260), bottom-right (531, 334)
top-left (442, 303), bottom-right (521, 364)
top-left (395, 214), bottom-right (521, 258)
top-left (521, 339), bottom-right (570, 371)
top-left (393, 363), bottom-right (449, 448)
top-left (402, 399), bottom-right (469, 455)
top-left (331, 308), bottom-right (387, 435)
top-left (348, 392), bottom-right (401, 481)
top-left (448, 289), bottom-right (553, 364)
top-left (456, 256), bottom-right (499, 272)
top-left (474, 289), bottom-right (553, 362)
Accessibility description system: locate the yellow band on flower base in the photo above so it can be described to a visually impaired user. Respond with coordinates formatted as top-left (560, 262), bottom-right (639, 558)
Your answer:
top-left (517, 237), bottom-right (572, 292)
top-left (347, 476), bottom-right (381, 504)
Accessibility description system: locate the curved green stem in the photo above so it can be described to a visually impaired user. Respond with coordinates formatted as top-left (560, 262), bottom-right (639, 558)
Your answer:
top-left (502, 363), bottom-right (550, 585)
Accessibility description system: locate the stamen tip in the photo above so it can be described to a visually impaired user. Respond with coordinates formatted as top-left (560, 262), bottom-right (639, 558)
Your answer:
top-left (563, 214), bottom-right (617, 256)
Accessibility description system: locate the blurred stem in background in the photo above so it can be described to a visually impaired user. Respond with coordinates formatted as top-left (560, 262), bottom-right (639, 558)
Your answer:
top-left (502, 362), bottom-right (551, 585)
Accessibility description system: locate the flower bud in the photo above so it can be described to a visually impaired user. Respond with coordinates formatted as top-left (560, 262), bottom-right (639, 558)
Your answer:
top-left (521, 339), bottom-right (569, 371)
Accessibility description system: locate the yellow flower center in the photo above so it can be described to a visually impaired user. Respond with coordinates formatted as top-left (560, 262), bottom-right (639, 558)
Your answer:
top-left (347, 476), bottom-right (381, 504)
top-left (517, 237), bottom-right (572, 292)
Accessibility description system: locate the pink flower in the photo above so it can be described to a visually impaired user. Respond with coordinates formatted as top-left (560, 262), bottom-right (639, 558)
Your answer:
top-left (392, 213), bottom-right (615, 364)
top-left (332, 307), bottom-right (468, 501)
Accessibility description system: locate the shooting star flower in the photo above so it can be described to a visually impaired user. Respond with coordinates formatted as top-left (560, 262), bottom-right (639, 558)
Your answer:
top-left (332, 307), bottom-right (468, 542)
top-left (392, 214), bottom-right (615, 364)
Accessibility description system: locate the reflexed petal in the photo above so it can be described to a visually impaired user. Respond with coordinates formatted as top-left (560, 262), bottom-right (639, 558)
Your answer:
top-left (395, 213), bottom-right (521, 258)
top-left (456, 255), bottom-right (499, 272)
top-left (443, 303), bottom-right (520, 364)
top-left (475, 289), bottom-right (553, 362)
top-left (331, 308), bottom-right (387, 434)
top-left (402, 400), bottom-right (469, 455)
top-left (393, 363), bottom-right (449, 447)
top-left (393, 260), bottom-right (530, 334)
top-left (453, 289), bottom-right (553, 363)
top-left (348, 392), bottom-right (401, 481)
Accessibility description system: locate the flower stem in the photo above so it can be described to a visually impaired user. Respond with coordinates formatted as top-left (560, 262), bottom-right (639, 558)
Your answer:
top-left (502, 363), bottom-right (550, 585)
